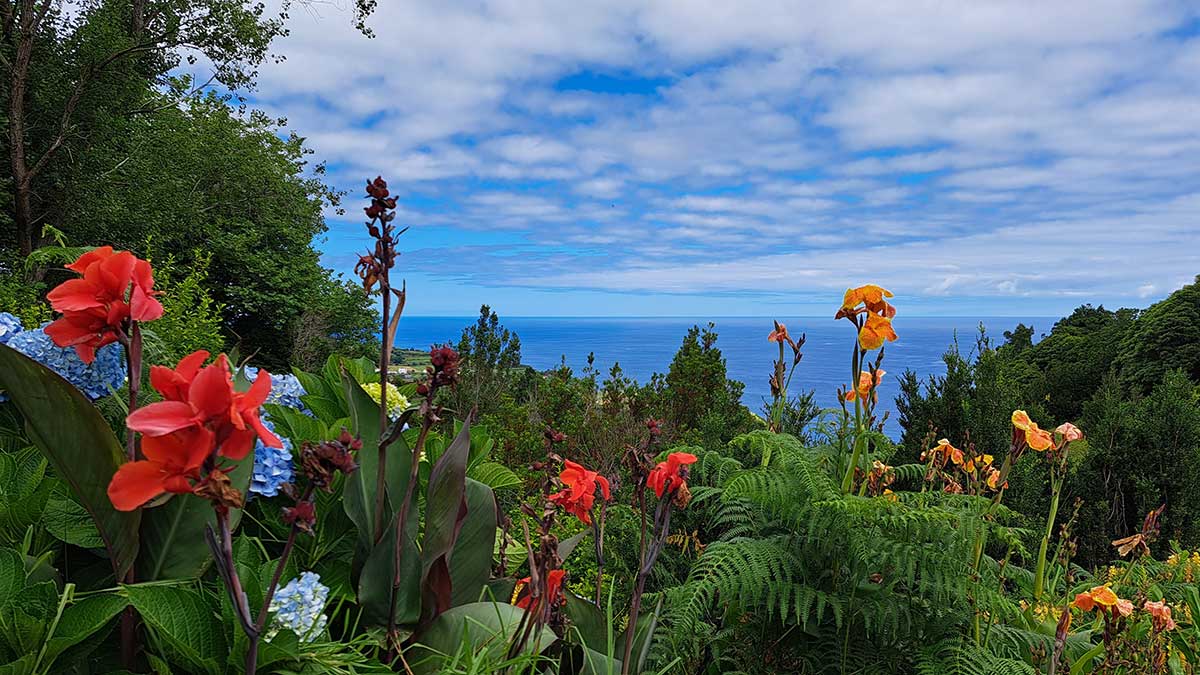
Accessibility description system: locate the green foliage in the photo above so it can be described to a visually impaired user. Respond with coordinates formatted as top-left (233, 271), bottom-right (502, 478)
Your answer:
top-left (660, 324), bottom-right (760, 448)
top-left (0, 345), bottom-right (140, 580)
top-left (142, 250), bottom-right (226, 362)
top-left (1115, 277), bottom-right (1200, 392)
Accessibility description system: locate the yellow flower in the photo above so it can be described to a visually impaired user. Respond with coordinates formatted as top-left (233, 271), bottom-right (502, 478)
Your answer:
top-left (1011, 410), bottom-right (1053, 451)
top-left (842, 284), bottom-right (895, 317)
top-left (923, 438), bottom-right (964, 466)
top-left (1072, 585), bottom-right (1120, 612)
top-left (858, 312), bottom-right (898, 351)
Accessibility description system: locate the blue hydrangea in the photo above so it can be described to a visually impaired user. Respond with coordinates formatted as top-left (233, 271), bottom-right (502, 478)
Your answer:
top-left (250, 417), bottom-right (293, 498)
top-left (243, 366), bottom-right (309, 413)
top-left (3, 326), bottom-right (126, 400)
top-left (0, 312), bottom-right (22, 344)
top-left (267, 572), bottom-right (329, 642)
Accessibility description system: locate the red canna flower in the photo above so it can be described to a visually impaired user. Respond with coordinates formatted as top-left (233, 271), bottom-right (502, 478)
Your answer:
top-left (548, 460), bottom-right (611, 525)
top-left (514, 569), bottom-right (565, 611)
top-left (44, 247), bottom-right (163, 363)
top-left (107, 426), bottom-right (213, 511)
top-left (126, 351), bottom-right (281, 461)
top-left (647, 452), bottom-right (697, 498)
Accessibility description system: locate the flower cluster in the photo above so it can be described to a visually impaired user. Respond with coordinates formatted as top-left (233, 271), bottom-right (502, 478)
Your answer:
top-left (549, 460), bottom-right (611, 525)
top-left (298, 430), bottom-right (360, 492)
top-left (108, 351), bottom-right (280, 511)
top-left (244, 367), bottom-right (309, 413)
top-left (267, 572), bottom-right (329, 642)
top-left (361, 381), bottom-right (408, 417)
top-left (1144, 600), bottom-right (1177, 632)
top-left (417, 345), bottom-right (460, 396)
top-left (836, 284), bottom-right (898, 351)
top-left (250, 417), bottom-right (294, 498)
top-left (1011, 410), bottom-right (1053, 452)
top-left (4, 324), bottom-right (126, 400)
top-left (45, 246), bottom-right (162, 363)
top-left (0, 312), bottom-right (22, 343)
top-left (963, 451), bottom-right (1002, 491)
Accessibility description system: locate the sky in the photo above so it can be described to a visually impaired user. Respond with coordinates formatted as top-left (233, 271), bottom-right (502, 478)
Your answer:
top-left (239, 0), bottom-right (1200, 317)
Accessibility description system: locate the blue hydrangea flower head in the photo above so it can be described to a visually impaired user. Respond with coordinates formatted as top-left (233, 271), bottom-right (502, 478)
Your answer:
top-left (243, 366), bottom-right (309, 414)
top-left (0, 312), bottom-right (22, 344)
top-left (250, 417), bottom-right (293, 498)
top-left (3, 325), bottom-right (125, 400)
top-left (267, 571), bottom-right (329, 642)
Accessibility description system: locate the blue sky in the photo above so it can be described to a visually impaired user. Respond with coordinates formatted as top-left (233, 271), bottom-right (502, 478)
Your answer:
top-left (244, 1), bottom-right (1200, 317)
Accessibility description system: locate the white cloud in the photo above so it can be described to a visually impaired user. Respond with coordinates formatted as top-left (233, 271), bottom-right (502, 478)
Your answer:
top-left (244, 0), bottom-right (1200, 311)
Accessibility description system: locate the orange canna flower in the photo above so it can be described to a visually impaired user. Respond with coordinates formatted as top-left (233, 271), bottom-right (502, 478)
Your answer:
top-left (1072, 585), bottom-right (1120, 612)
top-left (1144, 600), bottom-right (1176, 631)
top-left (1011, 410), bottom-right (1053, 451)
top-left (857, 312), bottom-right (898, 351)
top-left (844, 369), bottom-right (886, 402)
top-left (841, 284), bottom-right (896, 318)
top-left (923, 438), bottom-right (964, 466)
top-left (548, 459), bottom-right (611, 525)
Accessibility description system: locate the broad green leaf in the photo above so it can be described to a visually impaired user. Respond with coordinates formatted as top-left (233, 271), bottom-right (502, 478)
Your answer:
top-left (340, 365), bottom-right (387, 550)
top-left (0, 345), bottom-right (140, 578)
top-left (0, 655), bottom-right (35, 675)
top-left (449, 478), bottom-right (497, 608)
top-left (137, 444), bottom-right (252, 581)
top-left (563, 592), bottom-right (608, 651)
top-left (0, 580), bottom-right (57, 655)
top-left (558, 530), bottom-right (589, 562)
top-left (357, 500), bottom-right (420, 627)
top-left (42, 592), bottom-right (127, 663)
top-left (262, 403), bottom-right (324, 443)
top-left (408, 602), bottom-right (557, 675)
top-left (0, 548), bottom-right (25, 606)
top-left (42, 498), bottom-right (103, 549)
top-left (420, 421), bottom-right (471, 620)
top-left (126, 584), bottom-right (225, 675)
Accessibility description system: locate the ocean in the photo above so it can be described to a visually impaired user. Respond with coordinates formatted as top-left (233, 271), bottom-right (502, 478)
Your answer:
top-left (394, 316), bottom-right (1052, 438)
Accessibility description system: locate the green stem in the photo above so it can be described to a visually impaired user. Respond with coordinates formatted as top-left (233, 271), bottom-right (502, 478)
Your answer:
top-left (1033, 472), bottom-right (1063, 602)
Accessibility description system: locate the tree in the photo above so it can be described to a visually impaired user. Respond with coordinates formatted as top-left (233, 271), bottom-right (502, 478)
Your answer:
top-left (1116, 278), bottom-right (1200, 392)
top-left (452, 305), bottom-right (524, 417)
top-left (659, 323), bottom-right (758, 447)
top-left (1, 0), bottom-right (285, 256)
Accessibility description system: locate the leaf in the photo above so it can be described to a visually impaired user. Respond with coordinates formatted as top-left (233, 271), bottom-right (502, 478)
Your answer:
top-left (557, 530), bottom-right (590, 562)
top-left (42, 498), bottom-right (104, 549)
top-left (469, 462), bottom-right (523, 491)
top-left (0, 580), bottom-right (57, 655)
top-left (0, 345), bottom-right (140, 578)
top-left (563, 592), bottom-right (609, 651)
top-left (357, 500), bottom-right (420, 627)
top-left (420, 421), bottom-right (471, 621)
top-left (42, 592), bottom-right (127, 663)
top-left (340, 365), bottom-right (387, 550)
top-left (138, 442), bottom-right (253, 581)
top-left (0, 548), bottom-right (25, 607)
top-left (408, 602), bottom-right (557, 675)
top-left (126, 584), bottom-right (225, 675)
top-left (449, 478), bottom-right (497, 608)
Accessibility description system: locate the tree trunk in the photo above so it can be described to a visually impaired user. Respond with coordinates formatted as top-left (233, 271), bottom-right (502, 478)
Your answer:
top-left (7, 0), bottom-right (41, 257)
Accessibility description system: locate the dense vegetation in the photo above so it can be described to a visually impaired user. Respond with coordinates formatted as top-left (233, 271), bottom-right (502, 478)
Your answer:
top-left (2, 3), bottom-right (1199, 674)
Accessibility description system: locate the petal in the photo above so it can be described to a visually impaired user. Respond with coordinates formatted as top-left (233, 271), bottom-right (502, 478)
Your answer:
top-left (188, 357), bottom-right (234, 420)
top-left (142, 426), bottom-right (214, 470)
top-left (175, 350), bottom-right (210, 381)
top-left (127, 401), bottom-right (197, 436)
top-left (219, 428), bottom-right (257, 461)
top-left (1011, 410), bottom-right (1033, 431)
top-left (47, 278), bottom-right (104, 312)
top-left (246, 410), bottom-right (281, 448)
top-left (239, 367), bottom-right (272, 409)
top-left (596, 474), bottom-right (611, 500)
top-left (130, 283), bottom-right (164, 322)
top-left (66, 246), bottom-right (115, 273)
top-left (149, 365), bottom-right (189, 401)
top-left (44, 315), bottom-right (97, 347)
top-left (107, 460), bottom-right (168, 511)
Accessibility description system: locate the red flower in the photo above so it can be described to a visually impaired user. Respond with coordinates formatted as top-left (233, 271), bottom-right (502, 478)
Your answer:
top-left (107, 426), bottom-right (213, 511)
top-left (44, 247), bottom-right (163, 363)
top-left (647, 452), bottom-right (697, 498)
top-left (548, 460), bottom-right (611, 525)
top-left (514, 569), bottom-right (565, 611)
top-left (126, 351), bottom-right (281, 461)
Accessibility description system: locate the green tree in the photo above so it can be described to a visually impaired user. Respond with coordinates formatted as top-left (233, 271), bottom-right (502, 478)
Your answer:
top-left (659, 323), bottom-right (759, 448)
top-left (1115, 278), bottom-right (1200, 392)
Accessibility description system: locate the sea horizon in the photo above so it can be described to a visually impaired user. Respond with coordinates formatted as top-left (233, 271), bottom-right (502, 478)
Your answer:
top-left (394, 315), bottom-right (1057, 439)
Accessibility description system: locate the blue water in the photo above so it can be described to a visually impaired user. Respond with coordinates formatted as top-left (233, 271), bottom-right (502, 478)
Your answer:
top-left (395, 316), bottom-right (1050, 437)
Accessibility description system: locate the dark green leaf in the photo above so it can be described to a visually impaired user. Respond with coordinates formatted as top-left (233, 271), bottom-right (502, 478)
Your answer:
top-left (126, 584), bottom-right (225, 675)
top-left (0, 345), bottom-right (140, 578)
top-left (408, 602), bottom-right (557, 675)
